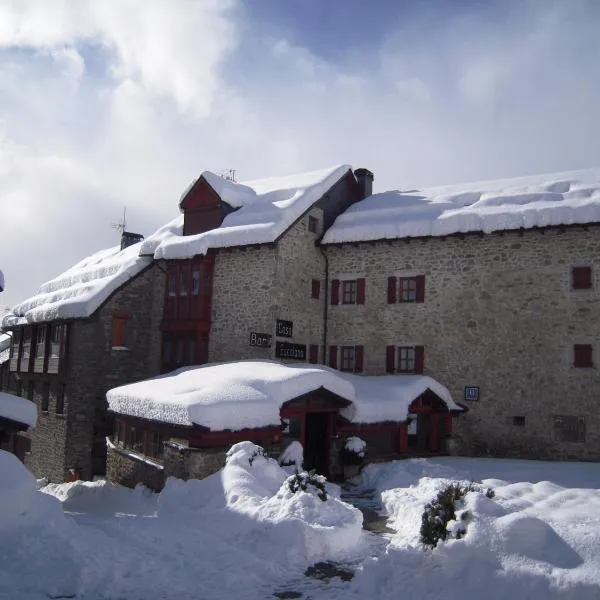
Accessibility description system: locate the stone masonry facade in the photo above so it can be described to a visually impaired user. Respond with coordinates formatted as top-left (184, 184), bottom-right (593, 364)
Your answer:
top-left (324, 226), bottom-right (600, 461)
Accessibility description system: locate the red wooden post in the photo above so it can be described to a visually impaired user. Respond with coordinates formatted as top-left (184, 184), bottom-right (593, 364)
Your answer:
top-left (445, 413), bottom-right (453, 436)
top-left (429, 414), bottom-right (439, 452)
top-left (399, 424), bottom-right (408, 453)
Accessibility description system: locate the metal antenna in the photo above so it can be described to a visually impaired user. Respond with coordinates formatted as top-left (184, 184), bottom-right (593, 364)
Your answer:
top-left (111, 207), bottom-right (127, 234)
top-left (221, 169), bottom-right (237, 182)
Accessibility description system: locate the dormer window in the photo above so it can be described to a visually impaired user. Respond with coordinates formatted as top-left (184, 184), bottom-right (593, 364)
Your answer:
top-left (308, 216), bottom-right (319, 234)
top-left (180, 175), bottom-right (231, 236)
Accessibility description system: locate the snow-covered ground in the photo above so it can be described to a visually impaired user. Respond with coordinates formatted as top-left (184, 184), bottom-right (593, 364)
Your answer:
top-left (2, 449), bottom-right (600, 599)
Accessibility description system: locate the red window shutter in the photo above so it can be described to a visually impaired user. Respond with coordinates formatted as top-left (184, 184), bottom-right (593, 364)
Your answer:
top-left (311, 279), bottom-right (321, 299)
top-left (112, 317), bottom-right (126, 347)
top-left (331, 279), bottom-right (340, 305)
top-left (386, 345), bottom-right (395, 374)
top-left (357, 278), bottom-right (366, 304)
top-left (354, 345), bottom-right (364, 372)
top-left (309, 344), bottom-right (319, 364)
top-left (574, 344), bottom-right (593, 368)
top-left (572, 266), bottom-right (592, 290)
top-left (415, 275), bottom-right (425, 303)
top-left (329, 345), bottom-right (338, 369)
top-left (387, 276), bottom-right (397, 304)
top-left (414, 345), bottom-right (425, 373)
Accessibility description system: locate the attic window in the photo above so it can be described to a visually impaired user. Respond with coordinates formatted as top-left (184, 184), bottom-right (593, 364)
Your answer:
top-left (308, 216), bottom-right (319, 234)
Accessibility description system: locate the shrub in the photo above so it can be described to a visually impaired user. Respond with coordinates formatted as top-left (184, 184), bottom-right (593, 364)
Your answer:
top-left (420, 482), bottom-right (494, 549)
top-left (287, 470), bottom-right (328, 502)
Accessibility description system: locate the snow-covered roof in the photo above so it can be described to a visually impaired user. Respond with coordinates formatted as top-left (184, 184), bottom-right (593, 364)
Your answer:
top-left (106, 360), bottom-right (461, 430)
top-left (0, 391), bottom-right (37, 428)
top-left (141, 165), bottom-right (352, 259)
top-left (1, 243), bottom-right (152, 327)
top-left (322, 167), bottom-right (600, 244)
top-left (0, 333), bottom-right (11, 365)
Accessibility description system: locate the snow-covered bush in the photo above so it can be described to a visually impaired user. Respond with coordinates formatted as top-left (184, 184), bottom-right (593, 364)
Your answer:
top-left (420, 482), bottom-right (494, 549)
top-left (287, 470), bottom-right (328, 502)
top-left (342, 436), bottom-right (367, 465)
top-left (279, 441), bottom-right (303, 470)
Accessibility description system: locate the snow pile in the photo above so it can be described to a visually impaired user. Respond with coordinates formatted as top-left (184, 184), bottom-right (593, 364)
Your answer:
top-left (144, 165), bottom-right (351, 259)
top-left (323, 167), bottom-right (600, 244)
top-left (345, 436), bottom-right (367, 457)
top-left (2, 241), bottom-right (152, 326)
top-left (348, 458), bottom-right (600, 599)
top-left (0, 390), bottom-right (37, 427)
top-left (107, 360), bottom-right (460, 429)
top-left (279, 440), bottom-right (304, 469)
top-left (0, 332), bottom-right (10, 365)
top-left (159, 442), bottom-right (362, 568)
top-left (0, 451), bottom-right (81, 598)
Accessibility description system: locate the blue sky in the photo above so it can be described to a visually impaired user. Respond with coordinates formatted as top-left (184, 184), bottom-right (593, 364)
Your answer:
top-left (0, 0), bottom-right (599, 310)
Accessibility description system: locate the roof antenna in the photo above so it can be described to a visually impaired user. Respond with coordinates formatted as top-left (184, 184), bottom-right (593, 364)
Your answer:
top-left (111, 207), bottom-right (127, 235)
top-left (221, 169), bottom-right (237, 182)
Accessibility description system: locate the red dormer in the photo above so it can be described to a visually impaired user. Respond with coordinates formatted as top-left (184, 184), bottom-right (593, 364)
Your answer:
top-left (180, 176), bottom-right (236, 236)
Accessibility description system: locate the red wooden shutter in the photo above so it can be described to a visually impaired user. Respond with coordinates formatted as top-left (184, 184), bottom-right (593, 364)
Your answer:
top-left (572, 266), bottom-right (592, 290)
top-left (309, 344), bottom-right (319, 364)
top-left (357, 278), bottom-right (366, 304)
top-left (112, 317), bottom-right (126, 347)
top-left (311, 279), bottom-right (321, 299)
top-left (329, 345), bottom-right (338, 369)
top-left (354, 345), bottom-right (364, 372)
top-left (573, 344), bottom-right (593, 367)
top-left (331, 279), bottom-right (340, 305)
top-left (415, 275), bottom-right (425, 303)
top-left (414, 345), bottom-right (425, 373)
top-left (386, 345), bottom-right (395, 373)
top-left (387, 276), bottom-right (397, 304)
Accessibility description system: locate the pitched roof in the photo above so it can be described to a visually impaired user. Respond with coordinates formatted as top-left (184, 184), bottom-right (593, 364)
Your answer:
top-left (322, 167), bottom-right (600, 244)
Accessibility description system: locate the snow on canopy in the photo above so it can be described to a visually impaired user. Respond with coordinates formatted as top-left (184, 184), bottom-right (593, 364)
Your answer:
top-left (141, 165), bottom-right (352, 259)
top-left (1, 242), bottom-right (152, 327)
top-left (0, 391), bottom-right (37, 428)
top-left (322, 167), bottom-right (600, 244)
top-left (106, 360), bottom-right (461, 430)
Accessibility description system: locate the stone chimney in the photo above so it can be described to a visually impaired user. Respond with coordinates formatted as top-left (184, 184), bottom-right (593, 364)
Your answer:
top-left (120, 231), bottom-right (144, 251)
top-left (354, 168), bottom-right (374, 200)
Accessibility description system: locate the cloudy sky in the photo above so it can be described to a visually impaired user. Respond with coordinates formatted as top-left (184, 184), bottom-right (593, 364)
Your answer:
top-left (1, 0), bottom-right (599, 311)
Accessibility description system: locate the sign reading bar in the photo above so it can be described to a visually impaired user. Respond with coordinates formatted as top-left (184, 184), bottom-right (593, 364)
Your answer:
top-left (275, 341), bottom-right (306, 360)
top-left (249, 332), bottom-right (272, 348)
top-left (464, 386), bottom-right (480, 402)
top-left (276, 319), bottom-right (293, 338)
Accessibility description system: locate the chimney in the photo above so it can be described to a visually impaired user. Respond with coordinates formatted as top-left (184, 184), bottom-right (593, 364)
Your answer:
top-left (121, 231), bottom-right (144, 251)
top-left (354, 168), bottom-right (374, 200)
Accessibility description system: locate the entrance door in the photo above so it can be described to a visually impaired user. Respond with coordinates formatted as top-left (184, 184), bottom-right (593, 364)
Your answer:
top-left (304, 412), bottom-right (330, 476)
top-left (417, 413), bottom-right (430, 452)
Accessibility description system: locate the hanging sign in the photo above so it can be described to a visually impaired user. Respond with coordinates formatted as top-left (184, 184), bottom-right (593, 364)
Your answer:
top-left (275, 341), bottom-right (306, 360)
top-left (276, 319), bottom-right (293, 338)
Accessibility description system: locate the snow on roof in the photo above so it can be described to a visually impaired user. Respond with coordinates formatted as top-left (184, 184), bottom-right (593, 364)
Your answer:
top-left (0, 333), bottom-right (11, 365)
top-left (1, 242), bottom-right (152, 327)
top-left (106, 360), bottom-right (461, 430)
top-left (142, 165), bottom-right (352, 260)
top-left (322, 167), bottom-right (600, 244)
top-left (0, 391), bottom-right (37, 428)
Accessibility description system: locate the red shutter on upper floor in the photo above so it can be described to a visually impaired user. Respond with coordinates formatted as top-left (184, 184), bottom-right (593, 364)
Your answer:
top-left (387, 276), bottom-right (397, 304)
top-left (329, 345), bottom-right (338, 369)
top-left (414, 345), bottom-right (425, 373)
top-left (331, 279), bottom-right (340, 305)
top-left (415, 275), bottom-right (425, 303)
top-left (357, 278), bottom-right (366, 304)
top-left (309, 344), bottom-right (319, 364)
top-left (354, 345), bottom-right (364, 372)
top-left (311, 279), bottom-right (321, 299)
top-left (386, 345), bottom-right (395, 373)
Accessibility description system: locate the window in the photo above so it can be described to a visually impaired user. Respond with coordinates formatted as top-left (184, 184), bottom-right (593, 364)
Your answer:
top-left (573, 344), bottom-right (593, 368)
top-left (9, 330), bottom-right (21, 371)
top-left (27, 380), bottom-right (35, 400)
top-left (572, 266), bottom-right (592, 290)
top-left (398, 346), bottom-right (415, 372)
top-left (179, 269), bottom-right (188, 296)
top-left (35, 325), bottom-right (47, 361)
top-left (15, 380), bottom-right (22, 397)
top-left (168, 272), bottom-right (177, 296)
top-left (126, 426), bottom-right (143, 452)
top-left (41, 382), bottom-right (50, 412)
top-left (311, 279), bottom-right (320, 299)
top-left (49, 325), bottom-right (61, 359)
top-left (512, 416), bottom-right (526, 427)
top-left (331, 278), bottom-right (365, 305)
top-left (112, 315), bottom-right (129, 348)
top-left (56, 384), bottom-right (65, 415)
top-left (149, 431), bottom-right (163, 459)
top-left (341, 346), bottom-right (355, 372)
top-left (191, 269), bottom-right (200, 295)
top-left (386, 345), bottom-right (425, 374)
top-left (388, 275), bottom-right (425, 304)
top-left (308, 216), bottom-right (319, 234)
top-left (554, 415), bottom-right (585, 443)
top-left (342, 280), bottom-right (357, 304)
top-left (20, 327), bottom-right (32, 371)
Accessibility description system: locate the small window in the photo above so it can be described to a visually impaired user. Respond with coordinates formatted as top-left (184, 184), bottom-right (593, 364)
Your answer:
top-left (308, 216), bottom-right (319, 234)
top-left (573, 344), bottom-right (593, 368)
top-left (41, 382), bottom-right (50, 412)
top-left (191, 270), bottom-right (200, 295)
top-left (341, 346), bottom-right (355, 372)
top-left (27, 380), bottom-right (35, 400)
top-left (311, 279), bottom-right (320, 299)
top-left (168, 272), bottom-right (177, 296)
top-left (554, 415), bottom-right (585, 443)
top-left (179, 269), bottom-right (188, 296)
top-left (398, 346), bottom-right (415, 373)
top-left (56, 384), bottom-right (65, 415)
top-left (35, 325), bottom-right (47, 361)
top-left (572, 266), bottom-right (592, 290)
top-left (112, 316), bottom-right (128, 348)
top-left (512, 416), bottom-right (526, 427)
top-left (342, 280), bottom-right (357, 305)
top-left (149, 431), bottom-right (163, 459)
top-left (398, 277), bottom-right (417, 302)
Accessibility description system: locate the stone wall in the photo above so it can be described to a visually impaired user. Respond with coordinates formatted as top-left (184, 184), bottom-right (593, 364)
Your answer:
top-left (163, 442), bottom-right (226, 481)
top-left (106, 443), bottom-right (165, 491)
top-left (324, 226), bottom-right (600, 461)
